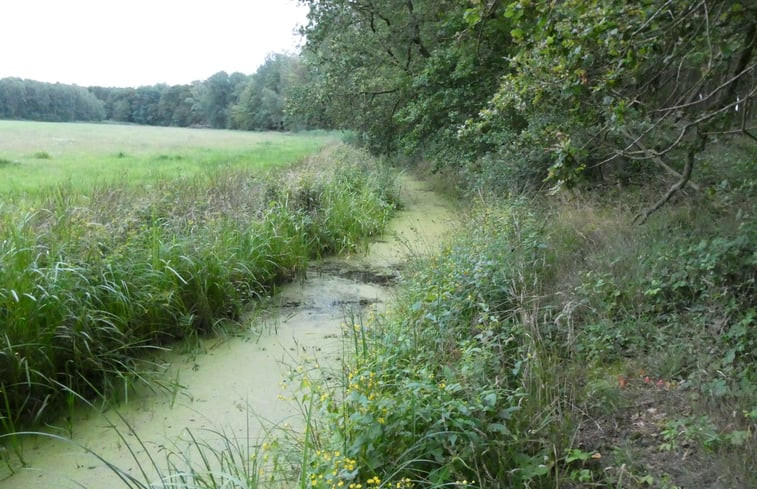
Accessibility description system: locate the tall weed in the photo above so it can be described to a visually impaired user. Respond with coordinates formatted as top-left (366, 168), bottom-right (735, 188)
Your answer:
top-left (286, 156), bottom-right (755, 488)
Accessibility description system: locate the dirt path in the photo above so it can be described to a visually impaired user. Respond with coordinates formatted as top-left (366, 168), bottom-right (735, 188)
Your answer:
top-left (0, 175), bottom-right (458, 489)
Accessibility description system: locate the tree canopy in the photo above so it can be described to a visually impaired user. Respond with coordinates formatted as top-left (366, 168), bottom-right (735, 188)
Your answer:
top-left (0, 78), bottom-right (105, 122)
top-left (1, 56), bottom-right (314, 131)
top-left (292, 0), bottom-right (756, 208)
top-left (231, 53), bottom-right (305, 130)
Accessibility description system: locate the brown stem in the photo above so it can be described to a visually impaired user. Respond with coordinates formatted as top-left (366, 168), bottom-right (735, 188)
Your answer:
top-left (621, 128), bottom-right (701, 192)
top-left (634, 135), bottom-right (706, 224)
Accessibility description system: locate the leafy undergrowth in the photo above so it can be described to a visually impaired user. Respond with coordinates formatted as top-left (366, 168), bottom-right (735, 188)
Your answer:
top-left (277, 143), bottom-right (755, 489)
top-left (0, 144), bottom-right (399, 447)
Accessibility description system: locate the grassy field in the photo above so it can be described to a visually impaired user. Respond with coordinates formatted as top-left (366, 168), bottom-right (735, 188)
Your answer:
top-left (0, 121), bottom-right (338, 194)
top-left (0, 123), bottom-right (398, 456)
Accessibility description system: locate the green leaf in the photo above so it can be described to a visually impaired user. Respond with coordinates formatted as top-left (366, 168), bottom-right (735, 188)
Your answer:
top-left (640, 474), bottom-right (655, 485)
top-left (504, 2), bottom-right (519, 18)
top-left (487, 422), bottom-right (510, 434)
top-left (463, 8), bottom-right (481, 27)
top-left (565, 448), bottom-right (591, 463)
top-left (483, 391), bottom-right (497, 407)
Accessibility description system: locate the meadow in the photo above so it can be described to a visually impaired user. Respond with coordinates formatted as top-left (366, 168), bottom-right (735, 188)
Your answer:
top-left (0, 121), bottom-right (338, 194)
top-left (0, 122), bottom-right (398, 450)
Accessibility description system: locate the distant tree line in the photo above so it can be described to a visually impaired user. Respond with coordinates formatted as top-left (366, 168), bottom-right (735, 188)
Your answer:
top-left (0, 53), bottom-right (313, 131)
top-left (0, 78), bottom-right (106, 122)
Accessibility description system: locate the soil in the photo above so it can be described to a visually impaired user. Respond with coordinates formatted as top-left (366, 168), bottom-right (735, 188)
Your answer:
top-left (573, 372), bottom-right (755, 489)
top-left (0, 175), bottom-right (458, 489)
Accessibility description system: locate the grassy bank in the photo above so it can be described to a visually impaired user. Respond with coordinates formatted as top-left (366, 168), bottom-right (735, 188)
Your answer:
top-left (0, 142), bottom-right (398, 445)
top-left (6, 133), bottom-right (753, 488)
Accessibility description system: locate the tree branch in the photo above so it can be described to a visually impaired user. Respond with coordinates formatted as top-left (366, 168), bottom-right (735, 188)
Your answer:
top-left (634, 134), bottom-right (707, 224)
top-left (620, 129), bottom-right (701, 191)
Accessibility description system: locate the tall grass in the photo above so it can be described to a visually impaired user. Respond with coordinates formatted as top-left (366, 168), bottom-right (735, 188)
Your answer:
top-left (0, 143), bottom-right (398, 438)
top-left (267, 202), bottom-right (573, 489)
top-left (7, 133), bottom-right (751, 487)
top-left (65, 167), bottom-right (754, 488)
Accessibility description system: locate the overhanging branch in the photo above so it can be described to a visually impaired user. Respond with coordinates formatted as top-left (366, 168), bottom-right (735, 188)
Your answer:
top-left (634, 134), bottom-right (707, 225)
top-left (620, 128), bottom-right (701, 192)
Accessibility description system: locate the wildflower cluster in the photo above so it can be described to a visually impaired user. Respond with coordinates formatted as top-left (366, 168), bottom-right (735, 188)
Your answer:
top-left (307, 450), bottom-right (386, 489)
top-left (249, 438), bottom-right (287, 486)
top-left (341, 367), bottom-right (391, 427)
top-left (346, 369), bottom-right (379, 400)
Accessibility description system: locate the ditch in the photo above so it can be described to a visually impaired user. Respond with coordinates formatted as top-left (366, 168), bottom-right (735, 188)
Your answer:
top-left (0, 175), bottom-right (457, 489)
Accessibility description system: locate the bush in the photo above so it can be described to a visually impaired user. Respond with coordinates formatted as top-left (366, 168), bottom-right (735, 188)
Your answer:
top-left (293, 163), bottom-right (755, 488)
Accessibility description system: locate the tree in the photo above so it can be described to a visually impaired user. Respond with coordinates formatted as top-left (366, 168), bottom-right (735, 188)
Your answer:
top-left (462, 0), bottom-right (756, 217)
top-left (294, 0), bottom-right (460, 152)
top-left (191, 71), bottom-right (243, 128)
top-left (231, 53), bottom-right (300, 130)
top-left (157, 84), bottom-right (196, 126)
top-left (131, 86), bottom-right (162, 125)
top-left (0, 78), bottom-right (104, 122)
top-left (296, 0), bottom-right (755, 212)
top-left (0, 78), bottom-right (28, 119)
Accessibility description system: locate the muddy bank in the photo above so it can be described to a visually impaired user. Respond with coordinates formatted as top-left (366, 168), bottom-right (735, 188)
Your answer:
top-left (0, 175), bottom-right (457, 489)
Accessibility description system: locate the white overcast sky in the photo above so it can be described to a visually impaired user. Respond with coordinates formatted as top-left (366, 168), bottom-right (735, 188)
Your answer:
top-left (0, 0), bottom-right (308, 87)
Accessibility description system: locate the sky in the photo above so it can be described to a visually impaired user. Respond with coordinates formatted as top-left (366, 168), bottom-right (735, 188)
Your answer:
top-left (0, 0), bottom-right (309, 88)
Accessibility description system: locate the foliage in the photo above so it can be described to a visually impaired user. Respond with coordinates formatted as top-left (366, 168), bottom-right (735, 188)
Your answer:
top-left (295, 0), bottom-right (755, 207)
top-left (3, 55), bottom-right (318, 131)
top-left (231, 54), bottom-right (306, 131)
top-left (293, 0), bottom-right (465, 153)
top-left (0, 77), bottom-right (105, 122)
top-left (463, 1), bottom-right (755, 203)
top-left (567, 210), bottom-right (756, 395)
top-left (190, 71), bottom-right (246, 129)
top-left (88, 71), bottom-right (249, 129)
top-left (541, 139), bottom-right (757, 400)
top-left (280, 137), bottom-right (755, 488)
top-left (285, 202), bottom-right (573, 488)
top-left (89, 83), bottom-right (201, 127)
